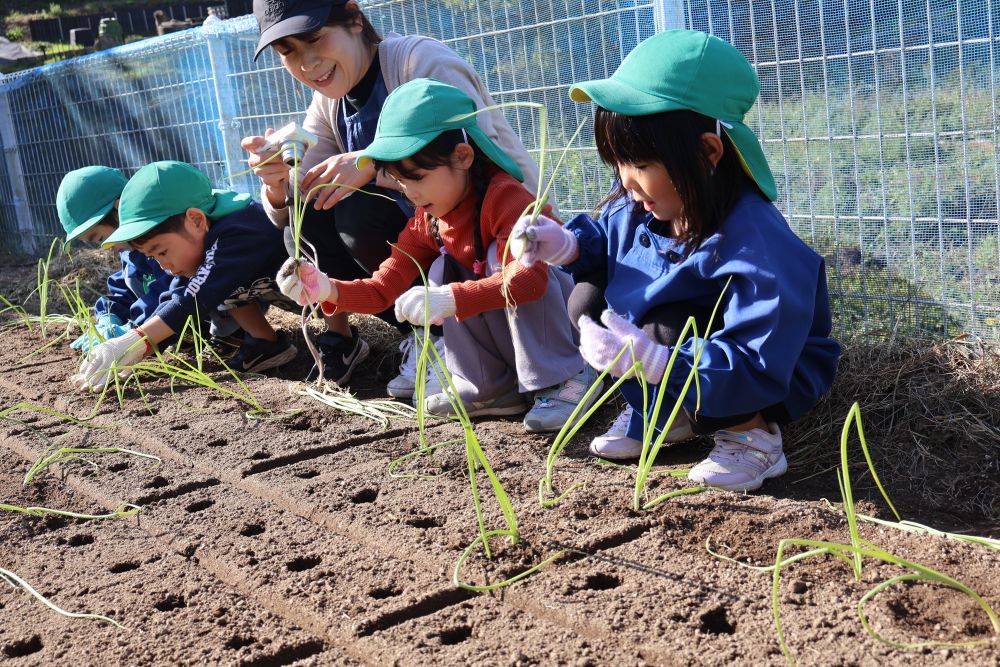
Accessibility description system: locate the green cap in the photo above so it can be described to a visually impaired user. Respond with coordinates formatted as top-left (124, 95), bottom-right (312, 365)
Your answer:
top-left (356, 78), bottom-right (524, 182)
top-left (56, 166), bottom-right (128, 242)
top-left (569, 29), bottom-right (777, 201)
top-left (104, 161), bottom-right (252, 247)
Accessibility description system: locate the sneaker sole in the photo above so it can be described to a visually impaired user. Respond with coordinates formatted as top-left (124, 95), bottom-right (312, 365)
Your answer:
top-left (427, 402), bottom-right (528, 418)
top-left (243, 344), bottom-right (298, 373)
top-left (466, 403), bottom-right (529, 417)
top-left (695, 453), bottom-right (788, 492)
top-left (386, 384), bottom-right (415, 399)
top-left (588, 442), bottom-right (643, 460)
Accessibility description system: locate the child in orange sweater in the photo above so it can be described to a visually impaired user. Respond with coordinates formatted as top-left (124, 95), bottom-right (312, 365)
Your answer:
top-left (277, 78), bottom-right (598, 432)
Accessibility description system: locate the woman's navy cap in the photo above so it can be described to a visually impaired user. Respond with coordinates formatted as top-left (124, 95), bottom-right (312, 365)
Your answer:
top-left (253, 0), bottom-right (348, 61)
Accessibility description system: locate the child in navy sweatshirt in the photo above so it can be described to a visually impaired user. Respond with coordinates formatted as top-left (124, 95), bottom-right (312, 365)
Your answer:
top-left (72, 161), bottom-right (300, 391)
top-left (511, 30), bottom-right (840, 492)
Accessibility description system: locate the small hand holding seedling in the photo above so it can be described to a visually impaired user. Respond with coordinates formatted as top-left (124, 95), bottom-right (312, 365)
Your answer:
top-left (508, 214), bottom-right (578, 267)
top-left (276, 257), bottom-right (334, 306)
top-left (71, 328), bottom-right (151, 391)
top-left (578, 310), bottom-right (670, 384)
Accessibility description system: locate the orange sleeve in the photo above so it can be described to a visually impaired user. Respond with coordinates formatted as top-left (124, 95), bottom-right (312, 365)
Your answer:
top-left (325, 216), bottom-right (439, 316)
top-left (450, 177), bottom-right (555, 321)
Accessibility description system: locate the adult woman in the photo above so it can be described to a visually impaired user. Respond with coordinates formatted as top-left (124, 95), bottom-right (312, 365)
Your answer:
top-left (244, 0), bottom-right (541, 389)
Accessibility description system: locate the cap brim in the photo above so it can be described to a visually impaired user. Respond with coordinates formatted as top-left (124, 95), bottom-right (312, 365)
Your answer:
top-left (254, 7), bottom-right (330, 60)
top-left (101, 217), bottom-right (164, 249)
top-left (356, 134), bottom-right (436, 171)
top-left (569, 78), bottom-right (686, 115)
top-left (725, 122), bottom-right (777, 201)
top-left (467, 126), bottom-right (524, 182)
top-left (65, 199), bottom-right (116, 243)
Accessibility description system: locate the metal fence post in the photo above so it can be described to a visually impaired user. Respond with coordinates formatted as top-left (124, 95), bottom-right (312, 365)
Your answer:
top-left (204, 25), bottom-right (248, 191)
top-left (0, 88), bottom-right (38, 256)
top-left (653, 0), bottom-right (686, 32)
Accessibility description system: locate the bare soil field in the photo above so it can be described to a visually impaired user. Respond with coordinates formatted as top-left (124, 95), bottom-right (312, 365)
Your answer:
top-left (1, 253), bottom-right (998, 666)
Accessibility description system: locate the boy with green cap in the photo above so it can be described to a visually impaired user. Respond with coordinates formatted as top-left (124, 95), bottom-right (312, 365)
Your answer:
top-left (71, 161), bottom-right (299, 391)
top-left (511, 30), bottom-right (840, 491)
top-left (277, 78), bottom-right (599, 432)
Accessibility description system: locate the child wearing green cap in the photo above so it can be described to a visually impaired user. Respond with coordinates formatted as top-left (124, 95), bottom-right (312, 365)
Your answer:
top-left (277, 78), bottom-right (598, 432)
top-left (242, 0), bottom-right (545, 391)
top-left (511, 30), bottom-right (840, 491)
top-left (56, 166), bottom-right (176, 353)
top-left (71, 161), bottom-right (301, 391)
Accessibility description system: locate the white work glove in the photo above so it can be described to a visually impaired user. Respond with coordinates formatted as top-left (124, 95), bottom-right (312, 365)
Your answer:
top-left (578, 310), bottom-right (670, 384)
top-left (508, 214), bottom-right (577, 267)
top-left (71, 328), bottom-right (150, 392)
top-left (395, 285), bottom-right (457, 326)
top-left (276, 258), bottom-right (332, 306)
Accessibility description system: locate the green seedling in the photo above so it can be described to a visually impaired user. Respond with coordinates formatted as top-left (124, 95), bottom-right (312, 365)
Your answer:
top-left (0, 293), bottom-right (31, 330)
top-left (0, 402), bottom-right (101, 427)
top-left (24, 446), bottom-right (161, 485)
top-left (1, 502), bottom-right (140, 520)
top-left (100, 313), bottom-right (266, 414)
top-left (0, 566), bottom-right (125, 628)
top-left (539, 278), bottom-right (730, 510)
top-left (382, 246), bottom-right (561, 590)
top-left (708, 404), bottom-right (999, 664)
top-left (34, 237), bottom-right (60, 336)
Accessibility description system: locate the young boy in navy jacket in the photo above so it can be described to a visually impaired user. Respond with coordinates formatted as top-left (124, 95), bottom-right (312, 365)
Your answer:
top-left (72, 161), bottom-right (300, 391)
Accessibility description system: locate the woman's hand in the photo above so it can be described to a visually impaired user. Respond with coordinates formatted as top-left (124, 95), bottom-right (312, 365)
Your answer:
top-left (241, 128), bottom-right (291, 209)
top-left (300, 151), bottom-right (377, 211)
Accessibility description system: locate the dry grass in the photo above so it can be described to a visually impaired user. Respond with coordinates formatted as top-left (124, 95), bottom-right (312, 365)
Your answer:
top-left (786, 333), bottom-right (1000, 522)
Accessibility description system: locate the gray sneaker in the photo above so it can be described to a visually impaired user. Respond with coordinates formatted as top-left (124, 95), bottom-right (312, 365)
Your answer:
top-left (523, 366), bottom-right (603, 433)
top-left (688, 423), bottom-right (786, 491)
top-left (424, 387), bottom-right (528, 418)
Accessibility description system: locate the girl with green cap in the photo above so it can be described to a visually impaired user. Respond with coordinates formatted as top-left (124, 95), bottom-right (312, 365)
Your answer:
top-left (277, 78), bottom-right (599, 433)
top-left (510, 30), bottom-right (840, 492)
top-left (243, 0), bottom-right (544, 393)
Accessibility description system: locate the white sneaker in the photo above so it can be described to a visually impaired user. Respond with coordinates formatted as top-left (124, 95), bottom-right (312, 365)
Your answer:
top-left (386, 329), bottom-right (444, 399)
top-left (588, 405), bottom-right (695, 459)
top-left (688, 423), bottom-right (786, 492)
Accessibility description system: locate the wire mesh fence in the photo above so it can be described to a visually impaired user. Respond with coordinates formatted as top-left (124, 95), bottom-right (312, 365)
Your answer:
top-left (0, 0), bottom-right (996, 340)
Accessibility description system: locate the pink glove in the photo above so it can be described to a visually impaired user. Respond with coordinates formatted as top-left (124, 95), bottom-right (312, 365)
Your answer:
top-left (395, 285), bottom-right (457, 326)
top-left (276, 258), bottom-right (332, 306)
top-left (508, 214), bottom-right (577, 267)
top-left (578, 310), bottom-right (670, 384)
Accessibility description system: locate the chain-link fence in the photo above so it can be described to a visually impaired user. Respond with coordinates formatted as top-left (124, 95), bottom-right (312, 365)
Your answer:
top-left (0, 0), bottom-right (997, 340)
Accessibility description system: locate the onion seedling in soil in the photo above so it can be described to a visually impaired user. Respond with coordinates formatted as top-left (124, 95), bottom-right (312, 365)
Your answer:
top-left (0, 566), bottom-right (125, 628)
top-left (1, 502), bottom-right (140, 520)
top-left (708, 402), bottom-right (1000, 664)
top-left (539, 279), bottom-right (730, 510)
